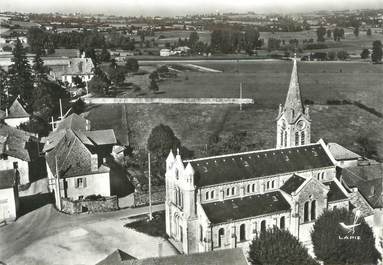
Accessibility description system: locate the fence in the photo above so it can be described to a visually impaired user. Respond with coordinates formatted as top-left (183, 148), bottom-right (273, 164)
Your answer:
top-left (84, 97), bottom-right (254, 105)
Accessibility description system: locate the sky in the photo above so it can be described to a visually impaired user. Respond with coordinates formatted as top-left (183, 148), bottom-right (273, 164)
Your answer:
top-left (2, 0), bottom-right (383, 16)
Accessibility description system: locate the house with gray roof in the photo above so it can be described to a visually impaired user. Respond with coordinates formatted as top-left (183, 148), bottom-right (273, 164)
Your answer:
top-left (0, 124), bottom-right (40, 184)
top-left (43, 113), bottom-right (117, 210)
top-left (0, 98), bottom-right (30, 128)
top-left (0, 169), bottom-right (19, 223)
top-left (165, 58), bottom-right (351, 255)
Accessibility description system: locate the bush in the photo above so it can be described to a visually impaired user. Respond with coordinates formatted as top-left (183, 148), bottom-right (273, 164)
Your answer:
top-left (248, 227), bottom-right (318, 265)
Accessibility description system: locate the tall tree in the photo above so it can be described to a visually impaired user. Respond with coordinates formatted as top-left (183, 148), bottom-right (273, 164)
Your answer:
top-left (32, 50), bottom-right (49, 82)
top-left (316, 26), bottom-right (326, 42)
top-left (311, 208), bottom-right (380, 265)
top-left (8, 38), bottom-right (34, 110)
top-left (248, 227), bottom-right (318, 265)
top-left (353, 27), bottom-right (359, 37)
top-left (372, 40), bottom-right (382, 63)
top-left (125, 58), bottom-right (139, 73)
top-left (360, 48), bottom-right (370, 59)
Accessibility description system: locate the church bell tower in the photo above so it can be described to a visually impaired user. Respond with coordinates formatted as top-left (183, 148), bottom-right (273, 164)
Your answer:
top-left (276, 56), bottom-right (311, 149)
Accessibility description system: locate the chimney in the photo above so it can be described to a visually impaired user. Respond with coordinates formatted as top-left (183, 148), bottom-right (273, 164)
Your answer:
top-left (85, 120), bottom-right (91, 131)
top-left (90, 154), bottom-right (98, 172)
top-left (5, 108), bottom-right (8, 117)
top-left (5, 143), bottom-right (9, 151)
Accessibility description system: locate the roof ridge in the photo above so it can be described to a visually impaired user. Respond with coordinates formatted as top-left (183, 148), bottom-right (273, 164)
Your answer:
top-left (184, 142), bottom-right (321, 163)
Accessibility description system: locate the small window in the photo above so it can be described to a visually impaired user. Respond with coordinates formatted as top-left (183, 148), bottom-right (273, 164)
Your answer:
top-left (75, 177), bottom-right (86, 188)
top-left (199, 225), bottom-right (203, 242)
top-left (304, 201), bottom-right (309, 222)
top-left (210, 190), bottom-right (215, 199)
top-left (13, 162), bottom-right (18, 169)
top-left (240, 224), bottom-right (246, 241)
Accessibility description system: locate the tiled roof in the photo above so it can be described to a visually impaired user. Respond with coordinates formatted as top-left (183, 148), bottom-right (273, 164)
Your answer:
top-left (327, 143), bottom-right (361, 161)
top-left (53, 57), bottom-right (94, 77)
top-left (0, 169), bottom-right (16, 189)
top-left (324, 181), bottom-right (348, 202)
top-left (5, 98), bottom-right (30, 118)
top-left (202, 191), bottom-right (291, 224)
top-left (84, 130), bottom-right (117, 145)
top-left (45, 129), bottom-right (109, 179)
top-left (96, 249), bottom-right (135, 265)
top-left (56, 113), bottom-right (89, 131)
top-left (187, 143), bottom-right (334, 187)
top-left (96, 248), bottom-right (248, 265)
top-left (280, 174), bottom-right (306, 195)
top-left (0, 124), bottom-right (38, 161)
top-left (341, 164), bottom-right (383, 208)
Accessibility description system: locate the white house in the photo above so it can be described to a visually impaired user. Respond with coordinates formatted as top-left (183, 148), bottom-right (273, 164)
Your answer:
top-left (160, 49), bottom-right (171, 57)
top-left (0, 169), bottom-right (19, 223)
top-left (43, 114), bottom-right (117, 210)
top-left (1, 98), bottom-right (30, 128)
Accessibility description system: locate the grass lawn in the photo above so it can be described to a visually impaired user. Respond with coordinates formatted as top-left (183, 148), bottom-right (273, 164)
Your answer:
top-left (86, 60), bottom-right (383, 161)
top-left (125, 211), bottom-right (166, 238)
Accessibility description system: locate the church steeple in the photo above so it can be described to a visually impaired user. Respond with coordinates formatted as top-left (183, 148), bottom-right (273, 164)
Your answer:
top-left (276, 55), bottom-right (311, 149)
top-left (284, 57), bottom-right (304, 115)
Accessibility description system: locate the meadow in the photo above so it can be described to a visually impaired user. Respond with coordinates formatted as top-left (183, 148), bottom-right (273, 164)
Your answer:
top-left (86, 60), bottom-right (383, 160)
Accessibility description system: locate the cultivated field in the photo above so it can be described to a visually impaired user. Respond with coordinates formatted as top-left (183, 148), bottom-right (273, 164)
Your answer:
top-left (87, 60), bottom-right (383, 160)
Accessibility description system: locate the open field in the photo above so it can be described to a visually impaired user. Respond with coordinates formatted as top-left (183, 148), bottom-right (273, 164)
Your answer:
top-left (87, 60), bottom-right (383, 160)
top-left (149, 61), bottom-right (383, 112)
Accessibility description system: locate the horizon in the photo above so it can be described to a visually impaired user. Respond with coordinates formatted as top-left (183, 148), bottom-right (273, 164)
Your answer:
top-left (1, 0), bottom-right (383, 17)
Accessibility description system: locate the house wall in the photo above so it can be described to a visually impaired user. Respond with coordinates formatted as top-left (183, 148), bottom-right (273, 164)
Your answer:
top-left (0, 157), bottom-right (29, 184)
top-left (4, 117), bottom-right (30, 128)
top-left (61, 172), bottom-right (110, 200)
top-left (0, 187), bottom-right (18, 222)
top-left (328, 199), bottom-right (349, 210)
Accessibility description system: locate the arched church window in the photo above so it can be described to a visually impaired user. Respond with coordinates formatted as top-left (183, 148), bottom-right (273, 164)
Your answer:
top-left (261, 220), bottom-right (266, 233)
top-left (252, 183), bottom-right (255, 192)
top-left (218, 228), bottom-right (225, 247)
top-left (266, 181), bottom-right (270, 189)
top-left (205, 191), bottom-right (209, 200)
top-left (284, 131), bottom-right (287, 147)
top-left (247, 184), bottom-right (250, 193)
top-left (280, 130), bottom-right (284, 146)
top-left (211, 190), bottom-right (215, 199)
top-left (280, 216), bottom-right (285, 230)
top-left (295, 132), bottom-right (299, 145)
top-left (226, 188), bottom-right (230, 196)
top-left (301, 131), bottom-right (305, 145)
top-left (304, 201), bottom-right (309, 222)
top-left (231, 187), bottom-right (235, 195)
top-left (311, 200), bottom-right (316, 220)
top-left (240, 224), bottom-right (246, 241)
top-left (271, 180), bottom-right (275, 189)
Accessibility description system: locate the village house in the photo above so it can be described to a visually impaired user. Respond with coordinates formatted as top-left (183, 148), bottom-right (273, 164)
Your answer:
top-left (96, 248), bottom-right (248, 265)
top-left (0, 169), bottom-right (19, 223)
top-left (43, 113), bottom-right (117, 210)
top-left (165, 57), bottom-right (352, 254)
top-left (0, 98), bottom-right (30, 128)
top-left (49, 53), bottom-right (94, 87)
top-left (0, 124), bottom-right (40, 184)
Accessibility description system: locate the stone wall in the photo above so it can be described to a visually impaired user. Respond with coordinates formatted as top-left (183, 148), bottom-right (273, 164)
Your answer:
top-left (61, 196), bottom-right (119, 214)
top-left (133, 186), bottom-right (166, 207)
top-left (84, 97), bottom-right (254, 105)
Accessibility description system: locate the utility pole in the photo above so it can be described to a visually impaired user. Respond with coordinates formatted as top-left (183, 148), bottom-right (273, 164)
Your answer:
top-left (239, 82), bottom-right (243, 111)
top-left (148, 152), bottom-right (153, 220)
top-left (55, 156), bottom-right (62, 211)
top-left (59, 98), bottom-right (63, 120)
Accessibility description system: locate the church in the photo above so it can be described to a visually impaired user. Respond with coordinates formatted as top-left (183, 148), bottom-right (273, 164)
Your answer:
top-left (164, 58), bottom-right (351, 254)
